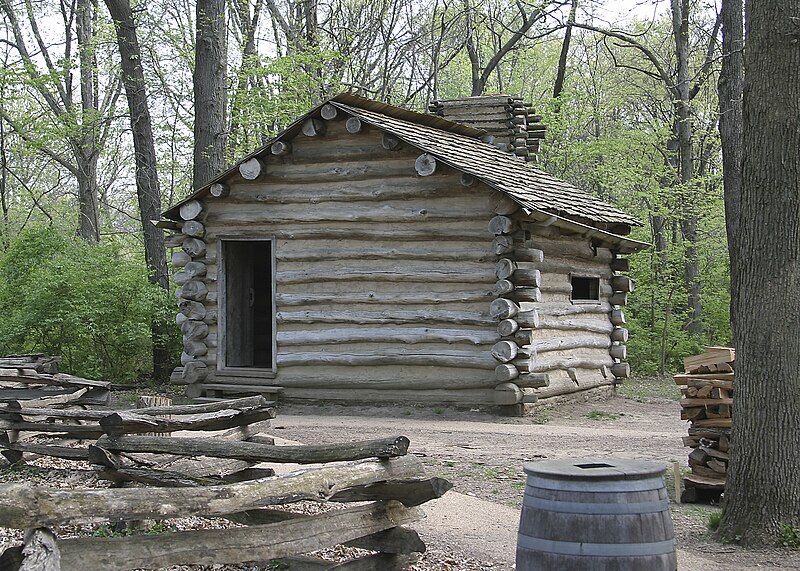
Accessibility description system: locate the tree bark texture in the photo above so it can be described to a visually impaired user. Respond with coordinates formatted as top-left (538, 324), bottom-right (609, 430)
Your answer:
top-left (719, 0), bottom-right (800, 545)
top-left (194, 0), bottom-right (227, 189)
top-left (718, 0), bottom-right (744, 339)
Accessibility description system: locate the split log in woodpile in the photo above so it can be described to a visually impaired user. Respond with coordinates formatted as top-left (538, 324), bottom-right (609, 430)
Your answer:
top-left (676, 346), bottom-right (735, 503)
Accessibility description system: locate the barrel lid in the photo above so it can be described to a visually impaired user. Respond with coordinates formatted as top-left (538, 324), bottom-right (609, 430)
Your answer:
top-left (523, 458), bottom-right (666, 481)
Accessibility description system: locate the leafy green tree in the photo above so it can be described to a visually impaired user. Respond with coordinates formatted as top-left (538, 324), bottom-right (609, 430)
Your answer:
top-left (0, 226), bottom-right (178, 382)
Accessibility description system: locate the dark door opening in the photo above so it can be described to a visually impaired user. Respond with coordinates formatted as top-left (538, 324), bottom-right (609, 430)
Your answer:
top-left (223, 240), bottom-right (274, 368)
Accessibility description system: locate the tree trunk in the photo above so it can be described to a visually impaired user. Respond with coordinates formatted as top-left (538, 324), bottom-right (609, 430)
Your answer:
top-left (75, 0), bottom-right (101, 242)
top-left (718, 0), bottom-right (744, 340)
top-left (104, 0), bottom-right (171, 380)
top-left (718, 0), bottom-right (800, 545)
top-left (553, 0), bottom-right (577, 101)
top-left (194, 0), bottom-right (227, 189)
top-left (671, 0), bottom-right (702, 335)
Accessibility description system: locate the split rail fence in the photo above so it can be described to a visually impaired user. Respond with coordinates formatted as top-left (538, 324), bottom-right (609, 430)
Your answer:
top-left (0, 356), bottom-right (449, 569)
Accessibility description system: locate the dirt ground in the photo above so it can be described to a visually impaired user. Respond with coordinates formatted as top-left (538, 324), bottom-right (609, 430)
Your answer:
top-left (271, 378), bottom-right (800, 570)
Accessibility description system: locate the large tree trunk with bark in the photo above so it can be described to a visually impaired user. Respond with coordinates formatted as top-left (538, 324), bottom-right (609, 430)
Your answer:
top-left (718, 0), bottom-right (800, 545)
top-left (717, 0), bottom-right (743, 339)
top-left (194, 0), bottom-right (227, 189)
top-left (104, 0), bottom-right (171, 380)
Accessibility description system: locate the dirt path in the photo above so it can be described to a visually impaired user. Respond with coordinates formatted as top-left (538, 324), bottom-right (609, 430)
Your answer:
top-left (273, 395), bottom-right (800, 570)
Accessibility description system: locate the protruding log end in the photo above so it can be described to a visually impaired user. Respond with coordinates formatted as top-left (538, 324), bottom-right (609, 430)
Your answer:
top-left (382, 133), bottom-right (402, 151)
top-left (497, 318), bottom-right (520, 337)
top-left (345, 116), bottom-right (363, 133)
top-left (460, 173), bottom-right (475, 187)
top-left (179, 200), bottom-right (205, 221)
top-left (301, 118), bottom-right (326, 137)
top-left (271, 140), bottom-right (292, 156)
top-left (209, 182), bottom-right (229, 198)
top-left (611, 362), bottom-right (630, 378)
top-left (610, 308), bottom-right (626, 326)
top-left (494, 382), bottom-right (523, 405)
top-left (320, 103), bottom-right (338, 120)
top-left (610, 257), bottom-right (630, 272)
top-left (239, 157), bottom-right (264, 180)
top-left (415, 153), bottom-right (437, 176)
top-left (490, 298), bottom-right (519, 320)
top-left (610, 327), bottom-right (629, 343)
top-left (181, 237), bottom-right (206, 258)
top-left (495, 363), bottom-right (520, 382)
top-left (609, 344), bottom-right (627, 361)
top-left (182, 220), bottom-right (205, 238)
top-left (491, 340), bottom-right (519, 363)
top-left (488, 215), bottom-right (517, 235)
top-left (611, 275), bottom-right (635, 293)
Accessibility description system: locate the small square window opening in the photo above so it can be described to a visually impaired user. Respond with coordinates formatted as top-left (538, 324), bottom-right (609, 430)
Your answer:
top-left (571, 276), bottom-right (600, 302)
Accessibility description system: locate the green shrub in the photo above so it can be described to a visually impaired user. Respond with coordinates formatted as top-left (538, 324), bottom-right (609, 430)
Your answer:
top-left (0, 226), bottom-right (178, 383)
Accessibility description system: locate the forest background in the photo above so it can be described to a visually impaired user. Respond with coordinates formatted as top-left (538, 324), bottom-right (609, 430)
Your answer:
top-left (0, 0), bottom-right (730, 384)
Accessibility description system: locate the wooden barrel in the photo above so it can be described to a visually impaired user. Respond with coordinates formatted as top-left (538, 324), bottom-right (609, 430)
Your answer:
top-left (516, 458), bottom-right (676, 571)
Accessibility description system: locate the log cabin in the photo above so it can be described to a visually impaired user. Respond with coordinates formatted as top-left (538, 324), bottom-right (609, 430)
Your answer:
top-left (161, 93), bottom-right (649, 411)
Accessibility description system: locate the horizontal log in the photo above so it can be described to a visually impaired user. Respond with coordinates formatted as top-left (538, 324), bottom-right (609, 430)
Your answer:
top-left (277, 327), bottom-right (497, 346)
top-left (515, 373), bottom-right (550, 388)
top-left (530, 355), bottom-right (614, 373)
top-left (529, 304), bottom-right (608, 322)
top-left (277, 350), bottom-right (494, 370)
top-left (52, 501), bottom-right (422, 571)
top-left (512, 247), bottom-right (545, 263)
top-left (276, 290), bottom-right (494, 307)
top-left (275, 246), bottom-right (492, 264)
top-left (538, 318), bottom-right (614, 335)
top-left (280, 386), bottom-right (496, 404)
top-left (95, 434), bottom-right (410, 464)
top-left (532, 336), bottom-right (611, 353)
top-left (99, 406), bottom-right (277, 437)
top-left (276, 266), bottom-right (495, 285)
top-left (276, 310), bottom-right (493, 327)
top-left (206, 223), bottom-right (492, 243)
top-left (489, 299), bottom-right (537, 321)
top-left (0, 387), bottom-right (109, 408)
top-left (495, 259), bottom-right (541, 285)
top-left (0, 456), bottom-right (428, 527)
top-left (0, 439), bottom-right (89, 460)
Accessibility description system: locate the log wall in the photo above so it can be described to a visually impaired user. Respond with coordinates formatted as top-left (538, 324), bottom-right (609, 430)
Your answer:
top-left (171, 117), bottom-right (500, 403)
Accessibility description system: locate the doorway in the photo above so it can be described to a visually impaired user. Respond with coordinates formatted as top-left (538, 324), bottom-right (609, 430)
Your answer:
top-left (221, 239), bottom-right (275, 370)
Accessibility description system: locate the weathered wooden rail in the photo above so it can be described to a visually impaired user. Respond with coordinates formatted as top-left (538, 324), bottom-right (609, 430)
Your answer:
top-left (0, 383), bottom-right (448, 569)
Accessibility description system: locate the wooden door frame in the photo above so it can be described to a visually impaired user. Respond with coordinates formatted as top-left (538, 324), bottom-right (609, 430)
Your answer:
top-left (217, 235), bottom-right (277, 377)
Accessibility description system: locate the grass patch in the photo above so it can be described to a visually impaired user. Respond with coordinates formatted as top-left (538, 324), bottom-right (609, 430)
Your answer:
top-left (616, 375), bottom-right (682, 402)
top-left (782, 524), bottom-right (800, 549)
top-left (585, 410), bottom-right (621, 421)
top-left (708, 511), bottom-right (722, 530)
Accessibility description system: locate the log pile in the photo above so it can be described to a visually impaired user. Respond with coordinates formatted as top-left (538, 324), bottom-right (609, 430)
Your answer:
top-left (428, 95), bottom-right (546, 162)
top-left (676, 346), bottom-right (735, 503)
top-left (0, 421), bottom-right (449, 569)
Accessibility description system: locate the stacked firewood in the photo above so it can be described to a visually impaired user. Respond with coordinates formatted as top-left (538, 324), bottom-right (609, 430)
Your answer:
top-left (428, 95), bottom-right (546, 162)
top-left (676, 346), bottom-right (734, 502)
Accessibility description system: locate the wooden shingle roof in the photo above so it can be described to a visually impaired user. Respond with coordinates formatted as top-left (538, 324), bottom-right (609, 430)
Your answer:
top-left (331, 100), bottom-right (640, 228)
